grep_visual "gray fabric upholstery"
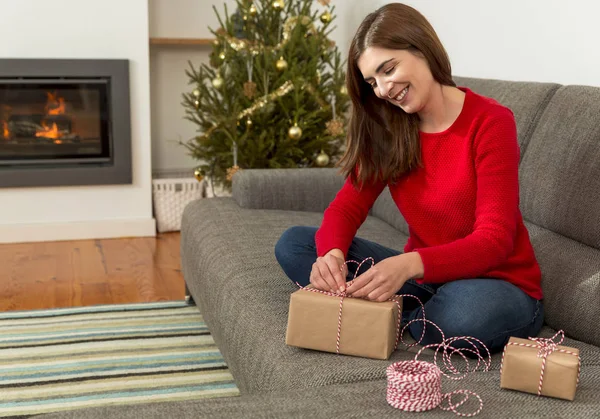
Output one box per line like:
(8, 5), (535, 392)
(179, 197), (600, 393)
(524, 221), (600, 347)
(454, 76), (559, 156)
(519, 86), (600, 250)
(33, 363), (600, 418)
(180, 197), (409, 394)
(232, 168), (345, 212)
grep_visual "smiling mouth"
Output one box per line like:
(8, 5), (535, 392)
(393, 86), (409, 103)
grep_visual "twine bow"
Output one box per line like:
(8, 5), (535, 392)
(528, 330), (565, 395)
(529, 330), (564, 359)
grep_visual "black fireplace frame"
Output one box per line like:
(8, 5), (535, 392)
(0, 59), (132, 188)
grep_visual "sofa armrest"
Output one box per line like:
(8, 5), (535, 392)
(232, 168), (345, 212)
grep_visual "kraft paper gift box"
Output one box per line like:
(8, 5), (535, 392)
(500, 336), (581, 401)
(285, 287), (402, 360)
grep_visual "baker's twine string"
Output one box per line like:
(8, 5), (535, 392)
(388, 317), (490, 416)
(500, 329), (581, 396)
(296, 257), (491, 417)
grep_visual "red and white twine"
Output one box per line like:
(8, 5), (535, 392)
(386, 317), (490, 416)
(499, 329), (581, 396)
(296, 257), (492, 416)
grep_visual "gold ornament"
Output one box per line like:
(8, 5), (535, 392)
(194, 100), (200, 108)
(320, 11), (332, 24)
(272, 0), (284, 10)
(276, 57), (288, 72)
(193, 89), (200, 97)
(249, 4), (257, 15)
(315, 150), (330, 167)
(325, 119), (344, 137)
(288, 123), (302, 140)
(212, 76), (224, 89)
(340, 85), (348, 96)
(193, 167), (205, 182)
(219, 52), (226, 60)
(243, 81), (257, 99)
(245, 117), (253, 127)
(213, 39), (220, 46)
(317, 0), (331, 5)
(226, 165), (241, 181)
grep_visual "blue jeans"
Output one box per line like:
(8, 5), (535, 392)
(275, 226), (544, 355)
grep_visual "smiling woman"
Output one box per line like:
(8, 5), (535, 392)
(275, 3), (545, 356)
(341, 3), (458, 186)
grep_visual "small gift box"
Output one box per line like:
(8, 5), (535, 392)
(500, 331), (580, 401)
(285, 286), (402, 360)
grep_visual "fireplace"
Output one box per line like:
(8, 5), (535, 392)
(0, 59), (131, 188)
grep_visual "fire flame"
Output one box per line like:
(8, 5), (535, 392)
(46, 92), (65, 115)
(36, 122), (63, 143)
(1, 121), (8, 139)
(35, 91), (67, 141)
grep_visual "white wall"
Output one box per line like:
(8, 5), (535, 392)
(148, 0), (374, 172)
(376, 0), (600, 87)
(149, 0), (237, 172)
(0, 0), (155, 243)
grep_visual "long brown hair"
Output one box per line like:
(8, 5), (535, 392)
(338, 3), (455, 188)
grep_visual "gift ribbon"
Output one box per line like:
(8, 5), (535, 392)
(500, 329), (581, 396)
(296, 257), (491, 416)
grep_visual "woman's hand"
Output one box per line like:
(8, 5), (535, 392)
(310, 250), (348, 293)
(347, 252), (424, 302)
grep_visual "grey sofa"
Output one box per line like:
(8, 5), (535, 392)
(37, 77), (600, 418)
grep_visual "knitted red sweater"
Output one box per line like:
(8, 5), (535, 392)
(315, 87), (543, 300)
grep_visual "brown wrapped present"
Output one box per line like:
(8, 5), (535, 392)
(500, 332), (581, 401)
(285, 287), (402, 360)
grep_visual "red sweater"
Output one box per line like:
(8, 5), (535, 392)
(316, 87), (543, 300)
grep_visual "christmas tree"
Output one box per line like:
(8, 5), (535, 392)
(182, 0), (350, 190)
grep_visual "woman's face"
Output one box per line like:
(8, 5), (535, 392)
(357, 46), (435, 114)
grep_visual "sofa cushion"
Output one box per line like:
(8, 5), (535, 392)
(519, 85), (600, 251)
(525, 221), (600, 347)
(454, 76), (559, 157)
(181, 197), (409, 394)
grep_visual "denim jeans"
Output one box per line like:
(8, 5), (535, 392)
(274, 226), (544, 355)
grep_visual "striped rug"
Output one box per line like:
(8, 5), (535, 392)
(0, 301), (240, 418)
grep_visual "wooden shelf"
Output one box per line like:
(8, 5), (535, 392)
(150, 38), (214, 46)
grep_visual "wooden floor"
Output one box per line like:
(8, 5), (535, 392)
(0, 233), (185, 311)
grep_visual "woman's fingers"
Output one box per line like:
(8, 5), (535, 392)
(324, 255), (347, 292)
(316, 260), (339, 292)
(309, 268), (329, 291)
(348, 270), (379, 299)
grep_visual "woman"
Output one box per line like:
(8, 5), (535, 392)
(275, 3), (544, 354)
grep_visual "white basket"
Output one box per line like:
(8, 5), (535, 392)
(152, 178), (206, 233)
